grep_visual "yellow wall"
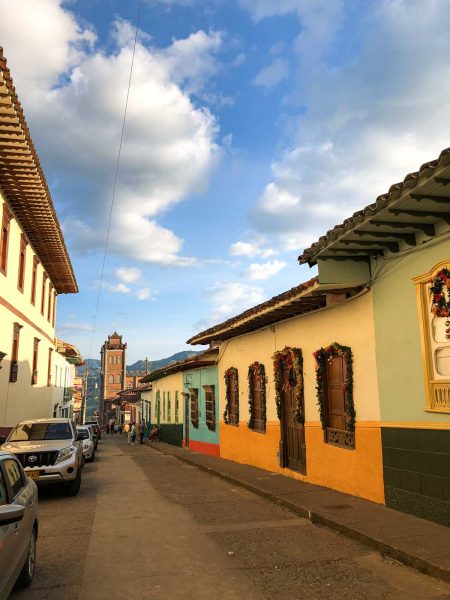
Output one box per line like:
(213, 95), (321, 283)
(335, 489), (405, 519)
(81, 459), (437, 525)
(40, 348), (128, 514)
(218, 289), (385, 504)
(150, 372), (184, 424)
(0, 192), (60, 427)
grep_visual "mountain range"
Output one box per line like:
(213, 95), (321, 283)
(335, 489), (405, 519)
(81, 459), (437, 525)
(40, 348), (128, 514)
(78, 350), (200, 375)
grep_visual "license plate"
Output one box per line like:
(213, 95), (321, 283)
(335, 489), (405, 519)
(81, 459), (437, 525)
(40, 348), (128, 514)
(27, 470), (40, 480)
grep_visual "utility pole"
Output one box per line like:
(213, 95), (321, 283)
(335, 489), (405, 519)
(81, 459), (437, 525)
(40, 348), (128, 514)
(145, 356), (149, 375)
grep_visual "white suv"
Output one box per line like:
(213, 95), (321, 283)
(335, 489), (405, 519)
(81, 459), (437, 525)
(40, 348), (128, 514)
(1, 419), (83, 497)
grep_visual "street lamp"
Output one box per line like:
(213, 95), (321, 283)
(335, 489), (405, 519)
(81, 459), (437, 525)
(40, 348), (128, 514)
(0, 351), (6, 369)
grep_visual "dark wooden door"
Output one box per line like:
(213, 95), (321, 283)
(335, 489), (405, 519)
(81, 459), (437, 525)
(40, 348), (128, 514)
(281, 363), (306, 474)
(184, 395), (190, 446)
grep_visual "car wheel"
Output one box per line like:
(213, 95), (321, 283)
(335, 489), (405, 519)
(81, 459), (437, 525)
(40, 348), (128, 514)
(89, 452), (95, 463)
(81, 456), (86, 469)
(16, 526), (37, 588)
(63, 467), (82, 497)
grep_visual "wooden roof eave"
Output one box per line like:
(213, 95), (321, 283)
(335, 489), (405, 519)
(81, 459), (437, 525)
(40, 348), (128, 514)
(301, 157), (450, 266)
(0, 47), (77, 294)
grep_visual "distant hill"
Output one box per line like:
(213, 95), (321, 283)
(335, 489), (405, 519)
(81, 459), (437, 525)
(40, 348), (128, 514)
(127, 351), (200, 374)
(77, 351), (201, 377)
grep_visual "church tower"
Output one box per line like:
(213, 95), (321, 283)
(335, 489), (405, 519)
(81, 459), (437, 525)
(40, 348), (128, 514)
(100, 332), (127, 422)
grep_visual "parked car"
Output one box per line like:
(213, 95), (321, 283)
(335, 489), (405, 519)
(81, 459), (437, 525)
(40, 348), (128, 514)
(85, 425), (98, 450)
(85, 421), (101, 440)
(0, 418), (84, 497)
(76, 426), (95, 462)
(0, 450), (39, 597)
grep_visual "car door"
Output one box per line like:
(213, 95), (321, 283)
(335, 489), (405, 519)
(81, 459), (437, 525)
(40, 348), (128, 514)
(0, 458), (21, 593)
(3, 458), (33, 569)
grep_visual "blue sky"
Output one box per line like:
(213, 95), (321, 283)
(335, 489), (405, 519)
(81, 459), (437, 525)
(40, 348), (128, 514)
(1, 0), (450, 362)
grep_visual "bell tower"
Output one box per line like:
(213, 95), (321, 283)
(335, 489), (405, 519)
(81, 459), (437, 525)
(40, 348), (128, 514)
(100, 332), (127, 422)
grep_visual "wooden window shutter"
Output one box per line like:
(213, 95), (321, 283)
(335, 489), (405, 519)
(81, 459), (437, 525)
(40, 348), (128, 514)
(9, 322), (21, 383)
(228, 369), (239, 425)
(47, 348), (53, 386)
(17, 234), (27, 292)
(324, 354), (354, 448)
(189, 388), (199, 428)
(203, 385), (216, 431)
(0, 204), (12, 275)
(252, 370), (264, 432)
(31, 338), (39, 385)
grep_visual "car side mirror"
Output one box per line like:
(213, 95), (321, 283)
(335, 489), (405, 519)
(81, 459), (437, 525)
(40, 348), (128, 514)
(0, 436), (6, 444)
(0, 504), (25, 526)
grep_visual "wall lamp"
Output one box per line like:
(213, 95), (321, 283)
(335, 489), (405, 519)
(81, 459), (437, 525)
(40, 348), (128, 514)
(0, 351), (7, 369)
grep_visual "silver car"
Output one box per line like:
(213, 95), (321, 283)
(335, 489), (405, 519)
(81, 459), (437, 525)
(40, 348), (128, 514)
(76, 426), (96, 462)
(1, 418), (83, 497)
(0, 451), (38, 597)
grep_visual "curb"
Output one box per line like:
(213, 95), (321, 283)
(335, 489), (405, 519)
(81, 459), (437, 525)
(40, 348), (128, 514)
(145, 441), (450, 584)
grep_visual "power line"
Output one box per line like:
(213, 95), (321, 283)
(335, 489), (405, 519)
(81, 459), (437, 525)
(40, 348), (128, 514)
(87, 0), (143, 362)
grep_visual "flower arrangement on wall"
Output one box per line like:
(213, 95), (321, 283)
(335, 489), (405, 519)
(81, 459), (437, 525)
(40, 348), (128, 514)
(223, 367), (239, 425)
(247, 362), (266, 431)
(429, 267), (450, 339)
(313, 343), (355, 432)
(272, 347), (304, 423)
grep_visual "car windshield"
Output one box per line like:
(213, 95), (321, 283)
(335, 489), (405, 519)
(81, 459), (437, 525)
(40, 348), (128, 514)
(77, 429), (89, 440)
(8, 422), (73, 441)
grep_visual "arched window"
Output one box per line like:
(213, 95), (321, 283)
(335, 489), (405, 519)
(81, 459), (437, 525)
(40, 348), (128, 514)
(108, 356), (112, 365)
(108, 374), (114, 384)
(117, 355), (121, 364)
(115, 374), (121, 384)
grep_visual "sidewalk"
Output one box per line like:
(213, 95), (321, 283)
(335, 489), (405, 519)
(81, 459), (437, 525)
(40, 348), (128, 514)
(146, 440), (450, 583)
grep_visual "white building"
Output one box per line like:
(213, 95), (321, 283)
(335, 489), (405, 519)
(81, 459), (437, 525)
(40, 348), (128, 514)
(0, 48), (78, 433)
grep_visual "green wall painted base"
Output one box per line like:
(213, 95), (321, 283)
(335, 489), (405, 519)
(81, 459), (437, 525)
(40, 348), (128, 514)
(382, 427), (450, 527)
(158, 424), (183, 447)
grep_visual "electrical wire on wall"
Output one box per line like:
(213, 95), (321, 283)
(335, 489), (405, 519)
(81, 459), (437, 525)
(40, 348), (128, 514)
(87, 0), (143, 361)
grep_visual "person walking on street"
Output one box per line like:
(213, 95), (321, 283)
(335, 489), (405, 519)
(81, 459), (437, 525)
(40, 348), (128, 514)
(139, 421), (144, 444)
(130, 422), (137, 445)
(124, 422), (131, 444)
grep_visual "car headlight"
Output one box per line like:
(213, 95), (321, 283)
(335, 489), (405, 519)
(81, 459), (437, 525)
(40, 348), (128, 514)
(56, 446), (76, 464)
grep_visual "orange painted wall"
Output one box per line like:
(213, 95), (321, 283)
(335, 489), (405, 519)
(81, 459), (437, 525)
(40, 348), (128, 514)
(220, 421), (385, 503)
(305, 423), (385, 503)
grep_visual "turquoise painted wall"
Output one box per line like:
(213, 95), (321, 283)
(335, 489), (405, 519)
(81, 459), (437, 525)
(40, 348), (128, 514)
(372, 236), (450, 423)
(183, 366), (219, 447)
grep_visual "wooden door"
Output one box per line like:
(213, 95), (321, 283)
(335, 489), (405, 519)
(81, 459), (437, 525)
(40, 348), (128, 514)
(280, 362), (306, 474)
(184, 395), (190, 446)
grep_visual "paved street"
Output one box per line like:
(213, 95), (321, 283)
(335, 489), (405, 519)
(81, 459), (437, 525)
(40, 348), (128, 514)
(13, 437), (450, 600)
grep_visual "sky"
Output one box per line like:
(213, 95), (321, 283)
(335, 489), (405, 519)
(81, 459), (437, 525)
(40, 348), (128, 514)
(1, 0), (450, 363)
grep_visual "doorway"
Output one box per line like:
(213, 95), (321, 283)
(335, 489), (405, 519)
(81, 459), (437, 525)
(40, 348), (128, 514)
(280, 361), (306, 474)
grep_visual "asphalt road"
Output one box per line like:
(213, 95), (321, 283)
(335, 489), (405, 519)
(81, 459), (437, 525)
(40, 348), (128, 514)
(12, 436), (450, 599)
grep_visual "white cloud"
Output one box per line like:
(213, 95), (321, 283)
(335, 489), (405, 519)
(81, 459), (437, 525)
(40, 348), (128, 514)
(0, 2), (221, 266)
(135, 288), (153, 301)
(246, 259), (286, 281)
(103, 282), (131, 294)
(207, 281), (265, 322)
(229, 240), (276, 259)
(253, 58), (289, 88)
(116, 267), (142, 283)
(249, 1), (450, 251)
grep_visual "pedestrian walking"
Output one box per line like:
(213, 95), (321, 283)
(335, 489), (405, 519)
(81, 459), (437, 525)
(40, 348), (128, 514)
(130, 422), (136, 445)
(139, 421), (144, 444)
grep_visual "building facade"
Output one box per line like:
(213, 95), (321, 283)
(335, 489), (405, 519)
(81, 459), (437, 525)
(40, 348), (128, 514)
(298, 148), (450, 525)
(140, 350), (218, 451)
(189, 149), (450, 524)
(0, 48), (78, 434)
(182, 351), (219, 457)
(100, 332), (127, 423)
(189, 283), (383, 503)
